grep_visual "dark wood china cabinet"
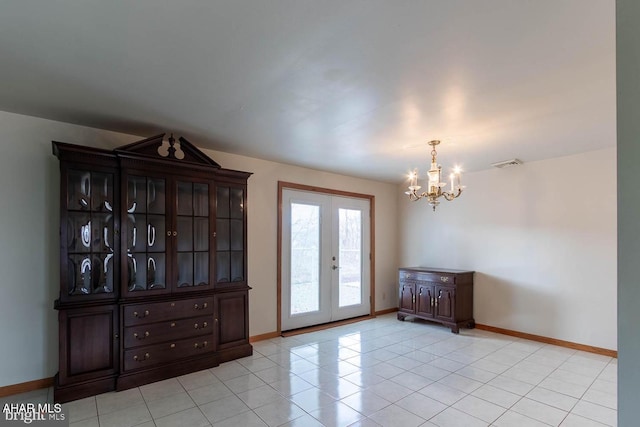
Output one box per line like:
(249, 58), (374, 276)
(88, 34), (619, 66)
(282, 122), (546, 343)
(53, 134), (252, 403)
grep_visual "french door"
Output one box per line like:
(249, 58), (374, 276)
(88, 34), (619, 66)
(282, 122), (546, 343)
(281, 188), (371, 331)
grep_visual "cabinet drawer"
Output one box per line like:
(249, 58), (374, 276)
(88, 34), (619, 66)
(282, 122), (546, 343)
(123, 297), (214, 326)
(123, 334), (214, 372)
(422, 273), (456, 284)
(401, 271), (456, 284)
(123, 315), (213, 349)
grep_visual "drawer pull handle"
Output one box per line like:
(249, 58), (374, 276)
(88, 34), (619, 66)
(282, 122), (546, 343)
(133, 310), (149, 318)
(194, 302), (209, 310)
(440, 276), (449, 283)
(170, 343), (175, 348)
(170, 322), (176, 327)
(214, 318), (218, 323)
(134, 353), (150, 362)
(194, 321), (209, 330)
(133, 331), (150, 339)
(194, 341), (209, 349)
(170, 303), (175, 307)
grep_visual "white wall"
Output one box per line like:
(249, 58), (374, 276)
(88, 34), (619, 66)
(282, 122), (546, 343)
(398, 148), (617, 350)
(0, 110), (399, 387)
(199, 149), (400, 336)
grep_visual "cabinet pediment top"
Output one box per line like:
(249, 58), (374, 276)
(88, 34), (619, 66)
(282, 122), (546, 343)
(115, 133), (221, 168)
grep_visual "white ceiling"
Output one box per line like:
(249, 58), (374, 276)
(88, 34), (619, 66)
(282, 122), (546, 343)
(0, 0), (615, 182)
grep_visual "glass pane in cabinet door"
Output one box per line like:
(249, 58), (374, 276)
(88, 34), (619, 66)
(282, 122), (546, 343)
(216, 219), (230, 251)
(194, 253), (208, 286)
(68, 254), (92, 295)
(194, 183), (209, 217)
(176, 217), (193, 252)
(67, 213), (91, 253)
(194, 218), (209, 251)
(127, 214), (147, 252)
(147, 178), (165, 214)
(92, 253), (114, 293)
(177, 253), (194, 287)
(127, 176), (146, 214)
(92, 213), (114, 253)
(127, 253), (147, 291)
(217, 252), (230, 283)
(147, 254), (166, 290)
(177, 182), (193, 216)
(230, 188), (244, 219)
(230, 219), (243, 251)
(217, 187), (230, 218)
(91, 173), (114, 213)
(146, 215), (166, 252)
(67, 170), (91, 211)
(231, 251), (244, 282)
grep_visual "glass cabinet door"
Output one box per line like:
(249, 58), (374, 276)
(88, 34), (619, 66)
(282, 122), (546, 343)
(216, 185), (245, 284)
(124, 175), (168, 293)
(65, 169), (116, 297)
(175, 180), (211, 289)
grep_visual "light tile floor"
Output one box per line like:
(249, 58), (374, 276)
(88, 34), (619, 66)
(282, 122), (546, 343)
(1, 314), (618, 426)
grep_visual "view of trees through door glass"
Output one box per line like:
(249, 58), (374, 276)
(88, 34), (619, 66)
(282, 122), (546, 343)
(338, 208), (362, 307)
(290, 203), (320, 315)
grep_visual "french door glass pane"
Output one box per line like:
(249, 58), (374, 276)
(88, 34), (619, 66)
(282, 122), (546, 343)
(290, 203), (320, 315)
(338, 208), (362, 307)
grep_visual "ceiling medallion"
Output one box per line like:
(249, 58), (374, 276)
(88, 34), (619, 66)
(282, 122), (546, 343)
(405, 140), (464, 211)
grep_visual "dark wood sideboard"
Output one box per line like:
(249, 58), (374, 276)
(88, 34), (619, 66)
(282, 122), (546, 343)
(398, 267), (475, 333)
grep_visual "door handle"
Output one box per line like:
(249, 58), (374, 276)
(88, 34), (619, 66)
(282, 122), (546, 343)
(331, 265), (341, 270)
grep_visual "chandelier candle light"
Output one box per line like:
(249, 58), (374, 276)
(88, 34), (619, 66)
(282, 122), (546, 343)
(405, 140), (464, 211)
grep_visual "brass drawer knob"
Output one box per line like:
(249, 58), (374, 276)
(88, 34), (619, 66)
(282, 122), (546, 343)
(194, 302), (208, 310)
(170, 322), (176, 327)
(170, 343), (176, 348)
(194, 321), (208, 329)
(440, 276), (449, 283)
(134, 353), (150, 362)
(133, 331), (149, 339)
(134, 310), (149, 318)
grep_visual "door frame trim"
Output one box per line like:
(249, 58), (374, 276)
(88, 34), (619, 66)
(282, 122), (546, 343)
(277, 181), (375, 334)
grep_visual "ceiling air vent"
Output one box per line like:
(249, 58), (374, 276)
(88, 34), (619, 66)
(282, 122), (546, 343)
(491, 158), (523, 169)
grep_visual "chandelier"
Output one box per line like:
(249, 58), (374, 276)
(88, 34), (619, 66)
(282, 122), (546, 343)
(405, 140), (464, 211)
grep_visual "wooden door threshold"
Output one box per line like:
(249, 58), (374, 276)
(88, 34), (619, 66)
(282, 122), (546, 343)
(281, 315), (372, 337)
